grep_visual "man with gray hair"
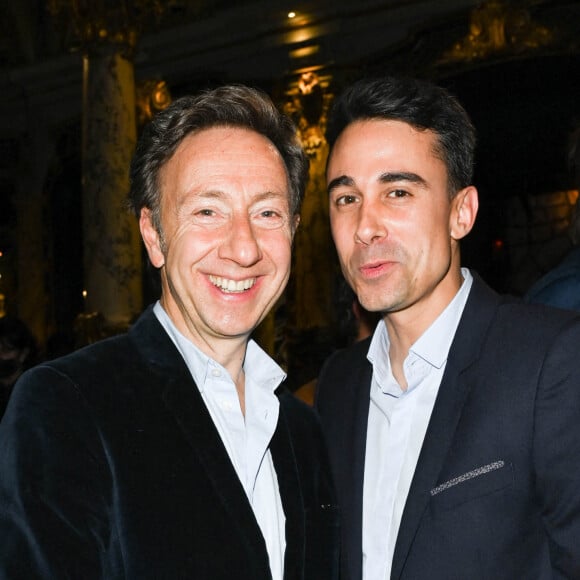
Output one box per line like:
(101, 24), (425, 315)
(0, 85), (339, 580)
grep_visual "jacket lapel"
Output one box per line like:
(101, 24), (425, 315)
(337, 340), (373, 580)
(270, 397), (305, 580)
(391, 277), (501, 579)
(130, 308), (271, 575)
(160, 377), (268, 557)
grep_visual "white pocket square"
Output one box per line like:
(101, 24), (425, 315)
(430, 460), (505, 496)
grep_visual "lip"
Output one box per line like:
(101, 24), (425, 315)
(358, 260), (396, 279)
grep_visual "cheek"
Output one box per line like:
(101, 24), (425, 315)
(266, 231), (293, 269)
(274, 238), (293, 267)
(417, 222), (453, 270)
(167, 231), (215, 270)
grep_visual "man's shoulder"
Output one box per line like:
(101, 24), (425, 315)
(496, 295), (580, 330)
(45, 329), (137, 378)
(468, 288), (580, 366)
(20, 307), (174, 402)
(315, 338), (372, 411)
(524, 248), (580, 311)
(278, 384), (321, 423)
(468, 272), (580, 334)
(320, 338), (371, 378)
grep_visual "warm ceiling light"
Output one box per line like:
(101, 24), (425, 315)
(288, 11), (296, 19)
(289, 45), (320, 59)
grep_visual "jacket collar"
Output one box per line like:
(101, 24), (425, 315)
(129, 306), (304, 579)
(391, 274), (501, 579)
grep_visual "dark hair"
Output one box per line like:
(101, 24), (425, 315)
(128, 84), (308, 231)
(326, 76), (476, 195)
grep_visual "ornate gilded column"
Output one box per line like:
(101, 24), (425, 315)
(288, 73), (335, 331)
(48, 1), (155, 336)
(281, 72), (337, 384)
(81, 39), (142, 332)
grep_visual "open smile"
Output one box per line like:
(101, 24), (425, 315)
(209, 275), (257, 293)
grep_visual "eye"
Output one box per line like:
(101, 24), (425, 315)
(335, 194), (359, 206)
(190, 207), (226, 227)
(254, 208), (286, 229)
(260, 210), (280, 218)
(196, 208), (215, 217)
(387, 189), (409, 198)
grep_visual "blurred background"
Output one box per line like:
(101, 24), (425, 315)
(0, 0), (578, 387)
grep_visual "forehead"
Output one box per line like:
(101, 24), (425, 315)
(328, 119), (442, 174)
(159, 126), (291, 203)
(171, 126), (286, 172)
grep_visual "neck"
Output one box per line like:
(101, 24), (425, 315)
(160, 297), (249, 414)
(384, 267), (465, 390)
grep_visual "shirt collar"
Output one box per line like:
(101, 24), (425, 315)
(152, 301), (286, 393)
(368, 268), (473, 373)
(411, 268), (473, 369)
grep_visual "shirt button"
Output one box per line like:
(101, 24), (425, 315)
(211, 369), (221, 377)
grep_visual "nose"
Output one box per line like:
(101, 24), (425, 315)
(218, 214), (262, 266)
(354, 199), (387, 245)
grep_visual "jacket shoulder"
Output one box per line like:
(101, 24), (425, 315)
(318, 338), (371, 385)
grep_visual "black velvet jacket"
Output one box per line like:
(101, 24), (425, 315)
(0, 307), (339, 579)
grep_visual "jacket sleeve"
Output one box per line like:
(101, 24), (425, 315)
(533, 318), (580, 578)
(0, 365), (112, 579)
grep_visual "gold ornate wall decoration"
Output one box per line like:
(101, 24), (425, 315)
(284, 72), (334, 157)
(47, 0), (158, 53)
(46, 0), (208, 54)
(136, 79), (172, 127)
(441, 0), (552, 63)
(283, 72), (336, 332)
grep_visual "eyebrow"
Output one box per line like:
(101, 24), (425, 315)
(327, 171), (427, 195)
(187, 189), (287, 201)
(379, 171), (427, 187)
(327, 175), (355, 195)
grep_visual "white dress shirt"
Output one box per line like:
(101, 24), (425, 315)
(362, 269), (473, 580)
(154, 302), (287, 580)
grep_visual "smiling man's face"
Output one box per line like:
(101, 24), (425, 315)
(140, 126), (297, 350)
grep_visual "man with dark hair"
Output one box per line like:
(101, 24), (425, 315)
(316, 75), (580, 579)
(0, 85), (338, 579)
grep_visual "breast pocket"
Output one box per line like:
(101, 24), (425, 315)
(429, 460), (514, 515)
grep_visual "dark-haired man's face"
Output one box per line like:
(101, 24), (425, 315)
(327, 119), (477, 331)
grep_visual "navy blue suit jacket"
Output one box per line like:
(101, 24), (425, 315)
(316, 275), (580, 579)
(0, 307), (339, 579)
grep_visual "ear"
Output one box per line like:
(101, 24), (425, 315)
(139, 208), (165, 268)
(450, 186), (478, 241)
(291, 213), (301, 237)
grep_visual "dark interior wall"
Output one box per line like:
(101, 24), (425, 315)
(446, 54), (580, 198)
(440, 54), (580, 290)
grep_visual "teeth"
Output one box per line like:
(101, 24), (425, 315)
(209, 276), (256, 293)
